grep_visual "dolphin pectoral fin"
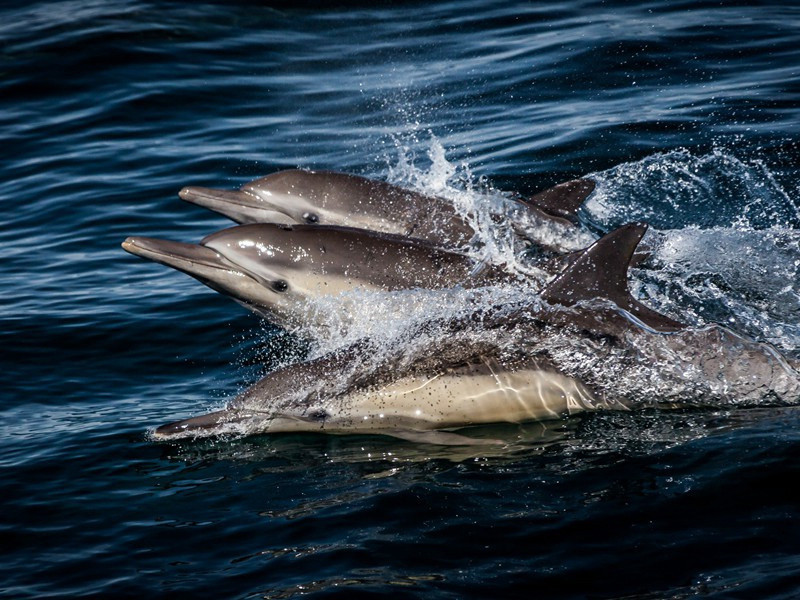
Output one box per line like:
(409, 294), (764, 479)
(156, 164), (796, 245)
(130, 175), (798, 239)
(376, 429), (504, 446)
(525, 178), (595, 221)
(542, 222), (685, 332)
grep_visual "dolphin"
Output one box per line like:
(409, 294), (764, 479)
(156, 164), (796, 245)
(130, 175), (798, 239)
(178, 169), (596, 252)
(152, 223), (800, 443)
(122, 223), (515, 329)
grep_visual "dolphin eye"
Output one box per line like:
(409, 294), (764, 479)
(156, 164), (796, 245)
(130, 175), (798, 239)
(272, 280), (289, 293)
(303, 212), (319, 224)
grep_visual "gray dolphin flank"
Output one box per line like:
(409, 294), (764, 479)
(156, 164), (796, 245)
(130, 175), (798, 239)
(179, 169), (596, 251)
(180, 169), (475, 246)
(154, 349), (613, 444)
(122, 223), (514, 329)
(153, 222), (799, 444)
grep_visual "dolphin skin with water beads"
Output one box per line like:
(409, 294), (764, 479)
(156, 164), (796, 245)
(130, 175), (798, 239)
(151, 223), (800, 443)
(122, 168), (800, 445)
(122, 223), (517, 331)
(179, 169), (596, 253)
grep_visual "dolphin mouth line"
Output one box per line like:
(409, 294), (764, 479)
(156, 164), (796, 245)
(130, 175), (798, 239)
(179, 186), (271, 210)
(122, 237), (227, 270)
(179, 186), (299, 226)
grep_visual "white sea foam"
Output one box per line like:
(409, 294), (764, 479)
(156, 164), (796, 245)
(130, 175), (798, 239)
(236, 143), (800, 419)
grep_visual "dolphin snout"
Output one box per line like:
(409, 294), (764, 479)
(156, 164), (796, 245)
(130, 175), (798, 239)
(179, 186), (295, 225)
(122, 236), (224, 269)
(153, 410), (242, 439)
(179, 186), (254, 206)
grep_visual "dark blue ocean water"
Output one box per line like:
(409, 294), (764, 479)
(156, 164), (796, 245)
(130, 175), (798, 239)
(2, 1), (800, 597)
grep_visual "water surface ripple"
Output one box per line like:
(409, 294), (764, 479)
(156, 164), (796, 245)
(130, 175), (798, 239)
(2, 1), (799, 598)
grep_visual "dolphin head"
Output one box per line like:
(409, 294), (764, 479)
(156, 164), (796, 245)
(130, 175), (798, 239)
(197, 223), (389, 301)
(123, 223), (466, 329)
(121, 236), (296, 323)
(122, 224), (374, 328)
(180, 170), (407, 233)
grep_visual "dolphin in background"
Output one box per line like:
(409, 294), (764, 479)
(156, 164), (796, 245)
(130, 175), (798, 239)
(122, 223), (516, 330)
(152, 222), (799, 444)
(179, 169), (596, 252)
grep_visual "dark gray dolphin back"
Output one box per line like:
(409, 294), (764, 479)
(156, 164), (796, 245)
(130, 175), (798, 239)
(542, 222), (685, 332)
(254, 170), (476, 246)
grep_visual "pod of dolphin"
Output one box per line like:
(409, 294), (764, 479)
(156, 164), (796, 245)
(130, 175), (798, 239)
(123, 169), (800, 445)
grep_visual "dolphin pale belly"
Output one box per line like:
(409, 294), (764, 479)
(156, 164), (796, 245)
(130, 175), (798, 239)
(152, 222), (800, 443)
(153, 353), (623, 443)
(179, 169), (596, 252)
(122, 223), (514, 329)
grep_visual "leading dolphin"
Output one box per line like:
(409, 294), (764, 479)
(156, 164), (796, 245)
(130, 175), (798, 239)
(122, 223), (516, 330)
(179, 169), (596, 252)
(152, 223), (800, 443)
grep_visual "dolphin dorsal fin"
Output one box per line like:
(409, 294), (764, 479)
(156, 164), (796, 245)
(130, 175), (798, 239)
(542, 222), (684, 332)
(526, 179), (595, 221)
(543, 222), (646, 304)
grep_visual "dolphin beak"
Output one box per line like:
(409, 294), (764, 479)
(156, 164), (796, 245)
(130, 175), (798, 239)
(122, 236), (288, 324)
(179, 186), (296, 225)
(153, 410), (244, 439)
(122, 236), (232, 273)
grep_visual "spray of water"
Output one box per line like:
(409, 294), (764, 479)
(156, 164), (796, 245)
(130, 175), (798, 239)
(219, 141), (800, 440)
(584, 147), (799, 356)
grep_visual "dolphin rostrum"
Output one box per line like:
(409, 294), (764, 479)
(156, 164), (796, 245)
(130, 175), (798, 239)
(179, 169), (596, 252)
(151, 223), (800, 443)
(122, 223), (515, 329)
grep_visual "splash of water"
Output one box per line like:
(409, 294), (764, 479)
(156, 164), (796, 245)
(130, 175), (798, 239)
(578, 147), (800, 356)
(635, 226), (800, 354)
(387, 135), (555, 273)
(230, 143), (800, 430)
(585, 147), (800, 230)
